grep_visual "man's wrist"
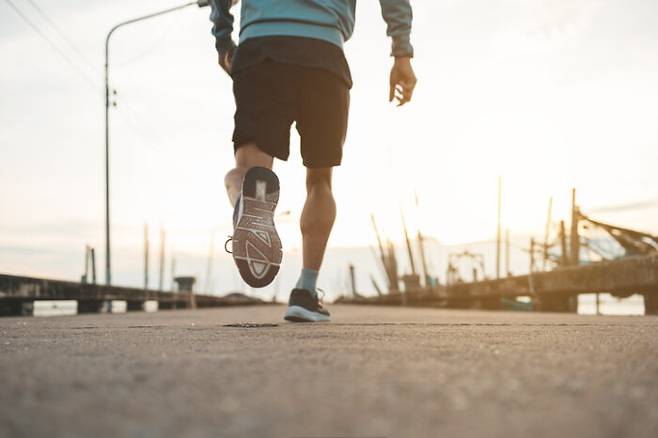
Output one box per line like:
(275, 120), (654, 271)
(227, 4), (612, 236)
(216, 39), (236, 57)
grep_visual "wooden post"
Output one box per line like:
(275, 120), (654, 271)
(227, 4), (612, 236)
(543, 197), (553, 270)
(496, 177), (502, 279)
(401, 212), (417, 276)
(170, 255), (176, 290)
(170, 255), (177, 309)
(82, 245), (90, 284)
(143, 223), (149, 291)
(528, 238), (537, 301)
(559, 220), (568, 266)
(570, 188), (580, 265)
(417, 230), (430, 287)
(371, 214), (391, 290)
(158, 227), (165, 292)
(204, 232), (215, 293)
(370, 275), (383, 296)
(387, 241), (399, 292)
(505, 228), (511, 277)
(90, 248), (97, 285)
(348, 264), (357, 297)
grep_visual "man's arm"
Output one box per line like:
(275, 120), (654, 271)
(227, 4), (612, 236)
(379, 0), (413, 58)
(209, 0), (236, 74)
(379, 0), (417, 106)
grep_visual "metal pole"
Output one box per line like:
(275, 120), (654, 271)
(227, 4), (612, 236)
(104, 38), (111, 285)
(103, 1), (209, 286)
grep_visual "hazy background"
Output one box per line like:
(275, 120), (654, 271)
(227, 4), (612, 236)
(1, 0), (657, 308)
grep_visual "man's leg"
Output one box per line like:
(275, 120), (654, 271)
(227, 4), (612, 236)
(284, 167), (334, 322)
(299, 167), (335, 277)
(226, 143), (282, 288)
(224, 143), (274, 207)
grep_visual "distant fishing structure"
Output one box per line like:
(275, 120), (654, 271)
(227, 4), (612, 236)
(340, 183), (658, 316)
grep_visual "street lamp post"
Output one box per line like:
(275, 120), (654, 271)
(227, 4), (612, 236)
(104, 1), (210, 285)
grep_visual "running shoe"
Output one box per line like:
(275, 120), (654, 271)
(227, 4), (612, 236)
(230, 167), (282, 288)
(284, 288), (331, 322)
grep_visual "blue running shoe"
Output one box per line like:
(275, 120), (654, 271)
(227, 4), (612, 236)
(284, 289), (330, 322)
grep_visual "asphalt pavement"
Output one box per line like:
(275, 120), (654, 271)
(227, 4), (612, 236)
(1, 304), (657, 438)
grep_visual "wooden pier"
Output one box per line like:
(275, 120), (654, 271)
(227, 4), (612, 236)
(337, 254), (658, 315)
(0, 273), (266, 316)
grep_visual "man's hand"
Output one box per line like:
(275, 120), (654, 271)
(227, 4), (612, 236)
(389, 57), (417, 106)
(218, 46), (235, 75)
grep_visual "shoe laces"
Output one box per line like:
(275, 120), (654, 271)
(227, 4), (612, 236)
(315, 288), (326, 306)
(224, 235), (233, 254)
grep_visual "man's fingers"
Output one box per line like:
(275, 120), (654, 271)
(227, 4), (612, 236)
(392, 84), (413, 106)
(390, 76), (416, 106)
(400, 80), (416, 105)
(394, 90), (410, 106)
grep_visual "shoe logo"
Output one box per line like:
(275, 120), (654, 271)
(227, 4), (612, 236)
(253, 230), (271, 246)
(244, 239), (278, 279)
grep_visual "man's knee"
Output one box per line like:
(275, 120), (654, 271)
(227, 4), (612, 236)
(306, 168), (333, 192)
(235, 143), (274, 169)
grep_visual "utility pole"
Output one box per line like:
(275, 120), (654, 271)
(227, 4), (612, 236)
(496, 176), (502, 280)
(103, 0), (211, 286)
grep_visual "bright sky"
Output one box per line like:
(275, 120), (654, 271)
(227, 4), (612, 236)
(1, 0), (657, 299)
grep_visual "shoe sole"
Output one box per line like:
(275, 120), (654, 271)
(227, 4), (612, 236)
(284, 305), (331, 323)
(232, 167), (282, 288)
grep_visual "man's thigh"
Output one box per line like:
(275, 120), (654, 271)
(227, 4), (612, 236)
(296, 69), (350, 169)
(232, 61), (296, 161)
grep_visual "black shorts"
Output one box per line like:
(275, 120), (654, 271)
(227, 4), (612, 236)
(232, 60), (350, 168)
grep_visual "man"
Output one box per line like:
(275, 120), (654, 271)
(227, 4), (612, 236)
(210, 0), (416, 322)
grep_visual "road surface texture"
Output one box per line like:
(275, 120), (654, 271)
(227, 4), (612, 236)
(1, 304), (657, 438)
